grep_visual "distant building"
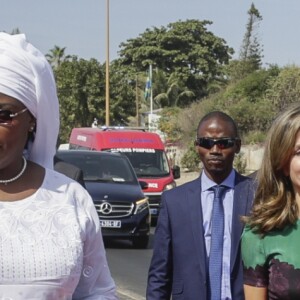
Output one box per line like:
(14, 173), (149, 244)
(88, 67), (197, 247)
(141, 109), (166, 142)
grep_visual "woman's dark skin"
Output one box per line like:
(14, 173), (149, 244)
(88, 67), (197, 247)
(0, 93), (44, 200)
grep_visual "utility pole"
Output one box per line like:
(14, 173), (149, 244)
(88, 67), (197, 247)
(105, 0), (110, 126)
(136, 74), (140, 126)
(148, 64), (153, 130)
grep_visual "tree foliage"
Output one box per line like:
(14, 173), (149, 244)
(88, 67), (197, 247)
(224, 66), (280, 103)
(10, 28), (21, 35)
(0, 28), (21, 35)
(265, 65), (300, 112)
(180, 141), (201, 171)
(226, 4), (263, 82)
(154, 71), (195, 107)
(239, 3), (263, 71)
(54, 57), (139, 141)
(43, 4), (300, 156)
(215, 67), (280, 137)
(158, 107), (182, 143)
(161, 64), (280, 147)
(46, 45), (71, 69)
(54, 56), (105, 142)
(108, 60), (139, 125)
(119, 19), (234, 105)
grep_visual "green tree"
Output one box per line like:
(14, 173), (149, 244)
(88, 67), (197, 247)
(226, 3), (263, 82)
(54, 56), (105, 141)
(239, 3), (263, 73)
(54, 57), (139, 141)
(265, 65), (300, 112)
(158, 107), (182, 143)
(180, 141), (201, 171)
(46, 45), (71, 69)
(108, 60), (139, 125)
(1, 28), (21, 35)
(10, 28), (21, 35)
(215, 67), (280, 137)
(119, 19), (233, 104)
(154, 71), (195, 107)
(223, 67), (280, 104)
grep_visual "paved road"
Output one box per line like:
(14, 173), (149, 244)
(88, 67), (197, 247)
(105, 231), (155, 300)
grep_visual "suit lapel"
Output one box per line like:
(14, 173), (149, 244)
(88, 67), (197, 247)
(187, 177), (208, 279)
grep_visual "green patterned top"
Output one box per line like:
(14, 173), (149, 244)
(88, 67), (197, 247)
(241, 220), (300, 299)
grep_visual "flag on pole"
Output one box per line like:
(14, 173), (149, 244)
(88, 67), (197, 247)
(144, 65), (152, 100)
(144, 76), (151, 100)
(144, 64), (153, 129)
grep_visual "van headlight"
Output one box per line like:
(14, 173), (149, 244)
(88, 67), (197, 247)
(163, 181), (176, 191)
(134, 198), (149, 214)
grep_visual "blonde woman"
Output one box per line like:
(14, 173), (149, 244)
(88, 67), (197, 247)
(242, 103), (300, 299)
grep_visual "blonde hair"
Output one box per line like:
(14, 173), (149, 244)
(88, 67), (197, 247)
(244, 103), (300, 234)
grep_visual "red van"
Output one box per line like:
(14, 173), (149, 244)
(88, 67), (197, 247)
(69, 127), (180, 222)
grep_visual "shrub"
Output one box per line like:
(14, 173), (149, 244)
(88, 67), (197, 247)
(234, 152), (247, 174)
(180, 142), (201, 171)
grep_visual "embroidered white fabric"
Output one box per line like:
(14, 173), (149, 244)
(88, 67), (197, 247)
(0, 169), (118, 300)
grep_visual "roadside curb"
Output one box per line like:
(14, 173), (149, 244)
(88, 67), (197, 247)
(117, 289), (145, 300)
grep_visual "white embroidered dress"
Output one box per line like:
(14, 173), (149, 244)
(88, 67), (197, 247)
(0, 169), (117, 300)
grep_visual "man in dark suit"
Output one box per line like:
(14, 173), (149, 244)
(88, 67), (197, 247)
(54, 154), (85, 188)
(147, 111), (254, 300)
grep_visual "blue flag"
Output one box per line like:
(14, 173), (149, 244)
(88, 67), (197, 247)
(144, 64), (153, 101)
(144, 75), (151, 100)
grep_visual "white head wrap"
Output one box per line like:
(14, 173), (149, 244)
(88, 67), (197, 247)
(0, 33), (59, 169)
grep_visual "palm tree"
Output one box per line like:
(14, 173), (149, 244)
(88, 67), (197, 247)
(11, 28), (21, 35)
(46, 45), (71, 69)
(154, 71), (194, 107)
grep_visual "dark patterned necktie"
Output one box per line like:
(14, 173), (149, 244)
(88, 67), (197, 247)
(209, 185), (227, 300)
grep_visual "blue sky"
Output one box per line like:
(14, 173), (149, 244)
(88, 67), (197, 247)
(1, 0), (299, 67)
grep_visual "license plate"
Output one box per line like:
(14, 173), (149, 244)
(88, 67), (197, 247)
(150, 208), (158, 215)
(100, 220), (121, 228)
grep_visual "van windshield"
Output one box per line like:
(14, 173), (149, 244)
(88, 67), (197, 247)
(108, 149), (171, 178)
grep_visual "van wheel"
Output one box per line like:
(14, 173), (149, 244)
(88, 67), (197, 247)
(132, 236), (149, 249)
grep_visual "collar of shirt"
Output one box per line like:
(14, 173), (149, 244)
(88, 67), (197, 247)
(201, 169), (235, 192)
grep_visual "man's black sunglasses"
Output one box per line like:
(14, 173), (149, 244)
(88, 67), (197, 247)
(195, 137), (240, 149)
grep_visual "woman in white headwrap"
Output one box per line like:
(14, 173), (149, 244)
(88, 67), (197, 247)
(0, 32), (118, 299)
